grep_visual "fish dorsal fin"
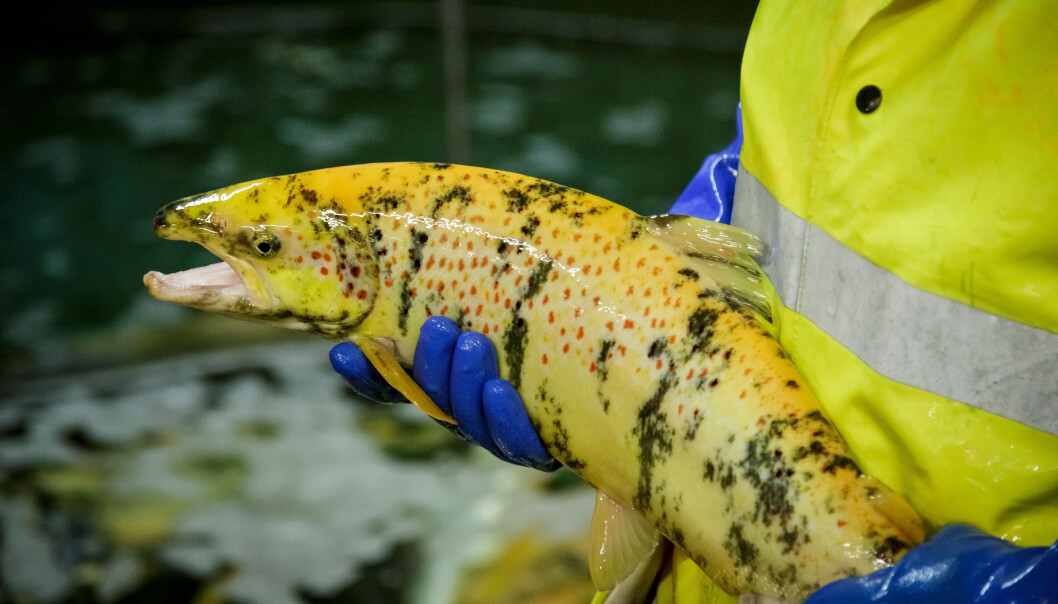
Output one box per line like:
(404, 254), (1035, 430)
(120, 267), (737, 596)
(589, 490), (662, 591)
(647, 214), (772, 321)
(352, 336), (455, 424)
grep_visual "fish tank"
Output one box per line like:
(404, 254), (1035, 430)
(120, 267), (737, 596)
(1, 2), (755, 602)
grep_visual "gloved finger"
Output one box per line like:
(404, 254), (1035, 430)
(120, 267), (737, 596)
(412, 316), (462, 417)
(330, 342), (406, 403)
(482, 378), (559, 471)
(449, 332), (504, 458)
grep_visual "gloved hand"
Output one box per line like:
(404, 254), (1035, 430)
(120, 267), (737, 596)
(669, 104), (742, 224)
(330, 317), (559, 470)
(805, 524), (1058, 603)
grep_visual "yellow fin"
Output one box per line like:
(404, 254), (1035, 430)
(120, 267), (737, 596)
(647, 215), (772, 321)
(352, 336), (455, 424)
(589, 490), (662, 592)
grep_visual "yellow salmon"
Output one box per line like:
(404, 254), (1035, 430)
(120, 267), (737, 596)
(144, 163), (923, 600)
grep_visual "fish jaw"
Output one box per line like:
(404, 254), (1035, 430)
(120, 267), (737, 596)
(143, 258), (272, 316)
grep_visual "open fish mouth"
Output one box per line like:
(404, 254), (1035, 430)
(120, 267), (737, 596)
(143, 256), (271, 313)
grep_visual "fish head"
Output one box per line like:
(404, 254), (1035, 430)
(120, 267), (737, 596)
(144, 175), (378, 338)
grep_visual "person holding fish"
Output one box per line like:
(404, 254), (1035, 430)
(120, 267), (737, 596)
(330, 1), (1058, 602)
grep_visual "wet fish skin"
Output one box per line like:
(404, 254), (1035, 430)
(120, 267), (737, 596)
(145, 163), (924, 600)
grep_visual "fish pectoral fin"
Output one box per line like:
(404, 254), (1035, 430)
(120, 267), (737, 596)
(352, 336), (455, 424)
(647, 214), (772, 321)
(589, 490), (662, 592)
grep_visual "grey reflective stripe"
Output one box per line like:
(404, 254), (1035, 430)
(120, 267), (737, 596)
(732, 166), (1058, 434)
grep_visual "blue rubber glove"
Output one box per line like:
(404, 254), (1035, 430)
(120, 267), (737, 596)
(806, 525), (1058, 603)
(669, 104), (742, 224)
(330, 317), (558, 470)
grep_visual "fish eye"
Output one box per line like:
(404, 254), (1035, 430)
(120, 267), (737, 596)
(252, 232), (280, 258)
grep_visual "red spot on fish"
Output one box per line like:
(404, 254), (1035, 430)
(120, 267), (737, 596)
(644, 307), (651, 317)
(645, 288), (652, 296)
(589, 362), (596, 373)
(624, 320), (634, 329)
(542, 353), (548, 365)
(583, 264), (591, 274)
(613, 258), (620, 271)
(410, 288), (418, 298)
(837, 520), (847, 527)
(440, 305), (448, 315)
(593, 234), (601, 243)
(298, 235), (303, 241)
(563, 343), (569, 353)
(543, 294), (549, 304)
(626, 286), (634, 295)
(576, 327), (584, 339)
(426, 279), (434, 290)
(573, 233), (582, 242)
(656, 359), (663, 370)
(320, 267), (329, 275)
(669, 335), (676, 345)
(440, 233), (448, 243)
(548, 311), (555, 323)
(311, 251), (322, 260)
(515, 275), (523, 286)
(296, 256), (303, 263)
(606, 322), (614, 331)
(458, 259), (465, 271)
(338, 273), (344, 281)
(575, 308), (583, 317)
(740, 391), (747, 399)
(563, 288), (571, 300)
(603, 242), (612, 253)
(678, 404), (683, 414)
(357, 290), (367, 300)
(744, 368), (753, 376)
(504, 298), (511, 309)
(686, 369), (695, 380)
(483, 324), (490, 334)
(567, 256), (575, 265)
(593, 296), (601, 306)
(475, 305), (483, 316)
(384, 279), (393, 287)
(637, 258), (646, 268)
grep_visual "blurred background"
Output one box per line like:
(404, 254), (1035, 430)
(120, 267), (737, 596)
(1, 1), (755, 602)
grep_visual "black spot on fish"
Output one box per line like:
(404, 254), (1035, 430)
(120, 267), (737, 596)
(497, 240), (509, 255)
(432, 185), (473, 217)
(397, 281), (413, 336)
(527, 181), (571, 197)
(633, 372), (677, 509)
(549, 417), (585, 470)
(520, 215), (541, 238)
(502, 314), (528, 390)
(522, 260), (552, 300)
(822, 454), (861, 476)
(376, 193), (405, 212)
(686, 305), (719, 354)
(504, 188), (531, 213)
(741, 433), (794, 527)
(647, 338), (668, 359)
(724, 523), (758, 568)
(678, 268), (700, 281)
(786, 380), (800, 389)
(301, 187), (319, 206)
(596, 339), (615, 382)
(431, 163), (452, 170)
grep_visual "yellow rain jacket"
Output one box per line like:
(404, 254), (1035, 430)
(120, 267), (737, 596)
(657, 1), (1058, 602)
